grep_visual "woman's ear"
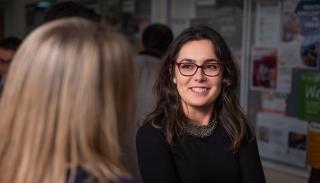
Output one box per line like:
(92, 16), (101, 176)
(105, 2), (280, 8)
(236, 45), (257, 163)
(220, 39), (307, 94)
(169, 64), (176, 84)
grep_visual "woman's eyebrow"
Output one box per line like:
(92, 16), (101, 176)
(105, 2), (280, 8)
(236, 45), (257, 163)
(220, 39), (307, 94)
(177, 58), (219, 63)
(204, 58), (220, 63)
(177, 58), (195, 63)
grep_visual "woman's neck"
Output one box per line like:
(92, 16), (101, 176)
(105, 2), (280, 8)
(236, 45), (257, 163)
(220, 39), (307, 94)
(182, 103), (214, 126)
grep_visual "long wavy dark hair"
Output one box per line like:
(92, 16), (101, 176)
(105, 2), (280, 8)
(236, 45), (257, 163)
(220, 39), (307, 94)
(144, 25), (253, 152)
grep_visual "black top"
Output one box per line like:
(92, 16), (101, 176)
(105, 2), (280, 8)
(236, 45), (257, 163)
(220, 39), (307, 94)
(136, 121), (266, 183)
(72, 167), (138, 183)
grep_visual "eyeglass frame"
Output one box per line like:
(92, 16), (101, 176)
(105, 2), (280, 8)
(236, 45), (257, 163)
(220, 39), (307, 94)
(175, 60), (223, 77)
(0, 58), (12, 64)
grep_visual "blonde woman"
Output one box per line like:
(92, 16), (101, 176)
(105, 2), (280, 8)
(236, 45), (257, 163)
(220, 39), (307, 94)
(0, 18), (136, 183)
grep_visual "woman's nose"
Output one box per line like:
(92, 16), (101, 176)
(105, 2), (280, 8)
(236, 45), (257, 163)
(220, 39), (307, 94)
(194, 67), (207, 81)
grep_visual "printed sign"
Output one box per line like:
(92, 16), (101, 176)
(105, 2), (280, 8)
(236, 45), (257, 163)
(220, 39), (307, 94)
(298, 72), (320, 122)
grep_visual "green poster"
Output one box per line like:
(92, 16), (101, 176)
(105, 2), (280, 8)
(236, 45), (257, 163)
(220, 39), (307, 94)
(298, 72), (320, 122)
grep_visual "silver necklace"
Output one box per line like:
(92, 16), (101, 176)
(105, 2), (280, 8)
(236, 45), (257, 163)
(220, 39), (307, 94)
(183, 119), (218, 138)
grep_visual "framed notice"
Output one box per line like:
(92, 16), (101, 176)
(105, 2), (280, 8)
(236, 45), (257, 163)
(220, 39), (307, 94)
(256, 112), (308, 167)
(251, 47), (278, 91)
(298, 72), (320, 122)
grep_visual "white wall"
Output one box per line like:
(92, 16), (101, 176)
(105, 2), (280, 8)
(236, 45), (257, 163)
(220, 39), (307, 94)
(151, 0), (167, 23)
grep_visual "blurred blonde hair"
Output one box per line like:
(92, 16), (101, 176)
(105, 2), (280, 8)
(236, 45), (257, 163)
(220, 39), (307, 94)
(0, 18), (134, 183)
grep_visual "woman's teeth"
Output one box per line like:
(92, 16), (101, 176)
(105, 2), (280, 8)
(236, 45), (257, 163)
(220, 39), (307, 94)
(191, 87), (208, 93)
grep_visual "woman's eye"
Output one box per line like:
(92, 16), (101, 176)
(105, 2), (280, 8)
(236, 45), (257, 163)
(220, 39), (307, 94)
(181, 64), (195, 69)
(206, 64), (219, 70)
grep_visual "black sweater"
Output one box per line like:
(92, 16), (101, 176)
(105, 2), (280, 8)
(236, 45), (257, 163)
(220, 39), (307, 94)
(71, 167), (137, 183)
(136, 121), (266, 183)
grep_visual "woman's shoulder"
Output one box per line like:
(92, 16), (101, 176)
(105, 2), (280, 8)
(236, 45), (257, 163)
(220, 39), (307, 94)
(73, 167), (138, 183)
(137, 121), (163, 137)
(72, 167), (96, 183)
(137, 115), (166, 134)
(136, 120), (168, 144)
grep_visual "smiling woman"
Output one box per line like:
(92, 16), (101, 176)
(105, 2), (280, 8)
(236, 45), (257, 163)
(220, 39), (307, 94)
(174, 39), (222, 125)
(136, 25), (266, 183)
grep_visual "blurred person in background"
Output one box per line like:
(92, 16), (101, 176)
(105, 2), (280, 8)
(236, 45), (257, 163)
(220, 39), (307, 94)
(135, 23), (173, 126)
(136, 25), (265, 183)
(42, 1), (101, 23)
(138, 23), (173, 59)
(0, 18), (136, 183)
(123, 23), (173, 181)
(0, 37), (22, 94)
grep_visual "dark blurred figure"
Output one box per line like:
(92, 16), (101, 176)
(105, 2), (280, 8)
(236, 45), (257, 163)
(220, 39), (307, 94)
(0, 37), (22, 94)
(42, 1), (100, 23)
(135, 23), (173, 120)
(140, 23), (173, 58)
(123, 23), (173, 181)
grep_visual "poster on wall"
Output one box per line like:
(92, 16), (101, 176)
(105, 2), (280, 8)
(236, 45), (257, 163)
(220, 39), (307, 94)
(254, 1), (281, 46)
(260, 92), (287, 115)
(251, 47), (278, 91)
(298, 72), (320, 122)
(277, 44), (301, 94)
(256, 112), (308, 167)
(282, 0), (302, 43)
(281, 0), (320, 69)
(277, 0), (320, 93)
(280, 0), (320, 69)
(295, 0), (320, 69)
(308, 123), (320, 168)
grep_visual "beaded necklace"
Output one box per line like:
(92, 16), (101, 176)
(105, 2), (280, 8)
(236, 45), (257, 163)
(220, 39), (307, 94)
(183, 119), (218, 138)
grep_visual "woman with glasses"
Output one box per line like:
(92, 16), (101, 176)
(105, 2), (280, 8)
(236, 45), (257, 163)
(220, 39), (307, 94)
(136, 25), (265, 183)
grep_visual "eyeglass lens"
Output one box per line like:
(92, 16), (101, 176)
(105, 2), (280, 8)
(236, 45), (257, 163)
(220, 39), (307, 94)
(177, 62), (221, 76)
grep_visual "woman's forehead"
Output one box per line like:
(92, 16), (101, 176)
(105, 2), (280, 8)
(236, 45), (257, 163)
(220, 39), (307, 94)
(176, 40), (217, 63)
